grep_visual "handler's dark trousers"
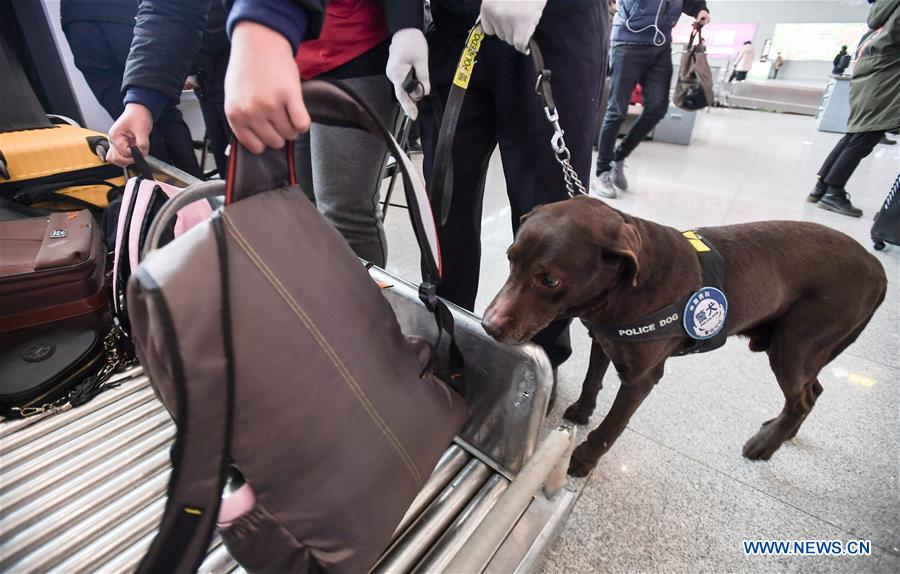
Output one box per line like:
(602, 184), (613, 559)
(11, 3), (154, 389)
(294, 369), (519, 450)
(63, 20), (202, 178)
(817, 131), (884, 188)
(420, 3), (606, 367)
(596, 43), (672, 174)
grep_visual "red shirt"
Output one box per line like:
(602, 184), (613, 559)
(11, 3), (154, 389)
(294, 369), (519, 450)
(296, 0), (389, 80)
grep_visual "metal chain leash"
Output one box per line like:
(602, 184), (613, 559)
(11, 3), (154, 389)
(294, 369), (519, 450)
(543, 106), (588, 197)
(11, 328), (135, 418)
(529, 41), (588, 199)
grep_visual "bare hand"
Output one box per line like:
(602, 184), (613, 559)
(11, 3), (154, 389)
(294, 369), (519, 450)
(695, 10), (711, 26)
(225, 21), (311, 154)
(106, 103), (152, 167)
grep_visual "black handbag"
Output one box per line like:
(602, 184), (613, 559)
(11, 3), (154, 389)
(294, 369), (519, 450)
(0, 328), (110, 417)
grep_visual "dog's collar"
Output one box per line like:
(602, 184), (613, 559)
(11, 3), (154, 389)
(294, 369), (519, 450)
(582, 231), (729, 356)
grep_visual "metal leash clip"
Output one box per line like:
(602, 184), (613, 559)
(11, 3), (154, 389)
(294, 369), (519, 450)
(528, 40), (588, 198)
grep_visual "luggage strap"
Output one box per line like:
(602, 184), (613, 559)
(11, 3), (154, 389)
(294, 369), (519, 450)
(136, 214), (235, 574)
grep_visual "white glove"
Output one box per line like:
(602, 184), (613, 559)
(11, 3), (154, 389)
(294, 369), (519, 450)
(480, 0), (548, 54)
(386, 28), (430, 121)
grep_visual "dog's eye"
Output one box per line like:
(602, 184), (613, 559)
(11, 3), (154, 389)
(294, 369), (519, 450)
(540, 274), (560, 289)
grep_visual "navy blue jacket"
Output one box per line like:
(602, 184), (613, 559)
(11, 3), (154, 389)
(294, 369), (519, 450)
(612, 0), (708, 46)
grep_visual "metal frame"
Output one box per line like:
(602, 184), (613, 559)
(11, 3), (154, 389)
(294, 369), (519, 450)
(0, 159), (580, 574)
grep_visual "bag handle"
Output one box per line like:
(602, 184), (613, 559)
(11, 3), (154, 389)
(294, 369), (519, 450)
(129, 146), (156, 181)
(145, 80), (442, 281)
(219, 79), (442, 282)
(687, 24), (703, 50)
(143, 180), (224, 259)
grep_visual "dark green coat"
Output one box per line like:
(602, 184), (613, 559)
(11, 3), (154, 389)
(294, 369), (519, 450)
(848, 0), (900, 133)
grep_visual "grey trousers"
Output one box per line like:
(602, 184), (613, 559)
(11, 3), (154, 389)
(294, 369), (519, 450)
(295, 75), (397, 267)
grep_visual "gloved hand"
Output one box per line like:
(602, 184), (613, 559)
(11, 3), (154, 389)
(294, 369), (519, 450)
(225, 21), (311, 154)
(106, 103), (152, 167)
(386, 28), (430, 121)
(479, 0), (548, 54)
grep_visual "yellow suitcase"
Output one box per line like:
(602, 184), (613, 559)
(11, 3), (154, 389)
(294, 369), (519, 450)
(0, 124), (125, 212)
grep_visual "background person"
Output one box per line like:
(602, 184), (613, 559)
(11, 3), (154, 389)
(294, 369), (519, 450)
(61, 0), (202, 177)
(772, 52), (784, 79)
(728, 40), (754, 82)
(832, 45), (851, 75)
(807, 0), (900, 217)
(591, 0), (710, 199)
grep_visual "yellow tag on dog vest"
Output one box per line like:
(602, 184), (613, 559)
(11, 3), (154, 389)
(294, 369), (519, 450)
(682, 230), (711, 253)
(453, 26), (485, 89)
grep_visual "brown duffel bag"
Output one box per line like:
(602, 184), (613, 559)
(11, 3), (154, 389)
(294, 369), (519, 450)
(129, 80), (468, 574)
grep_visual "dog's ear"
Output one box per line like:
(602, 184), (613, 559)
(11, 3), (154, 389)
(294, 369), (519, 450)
(613, 223), (642, 287)
(519, 205), (544, 225)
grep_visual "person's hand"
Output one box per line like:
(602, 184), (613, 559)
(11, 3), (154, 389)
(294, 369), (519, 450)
(479, 0), (548, 54)
(695, 10), (711, 26)
(386, 28), (430, 121)
(225, 21), (310, 154)
(106, 103), (152, 167)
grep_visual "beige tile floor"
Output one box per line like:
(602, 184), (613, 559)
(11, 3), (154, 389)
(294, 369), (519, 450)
(380, 107), (899, 573)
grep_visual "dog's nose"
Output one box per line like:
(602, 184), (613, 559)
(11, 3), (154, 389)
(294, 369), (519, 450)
(482, 310), (509, 340)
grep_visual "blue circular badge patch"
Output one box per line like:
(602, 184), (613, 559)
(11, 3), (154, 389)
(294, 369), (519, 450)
(683, 287), (728, 340)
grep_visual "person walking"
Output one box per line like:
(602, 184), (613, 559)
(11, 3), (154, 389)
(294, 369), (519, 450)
(808, 0), (900, 217)
(591, 0), (710, 199)
(832, 45), (851, 75)
(728, 41), (755, 82)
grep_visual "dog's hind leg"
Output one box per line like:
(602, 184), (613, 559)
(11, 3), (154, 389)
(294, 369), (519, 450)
(563, 340), (611, 425)
(742, 306), (850, 460)
(568, 361), (663, 477)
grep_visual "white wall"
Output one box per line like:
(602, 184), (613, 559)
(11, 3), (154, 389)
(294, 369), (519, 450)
(679, 0), (871, 82)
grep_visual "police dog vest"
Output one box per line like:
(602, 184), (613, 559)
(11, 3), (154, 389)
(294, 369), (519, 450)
(583, 230), (729, 356)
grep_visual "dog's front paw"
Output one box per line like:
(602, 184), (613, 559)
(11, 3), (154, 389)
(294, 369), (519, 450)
(567, 444), (599, 477)
(563, 402), (592, 426)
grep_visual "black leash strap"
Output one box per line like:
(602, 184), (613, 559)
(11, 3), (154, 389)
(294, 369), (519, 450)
(431, 23), (485, 226)
(431, 24), (587, 220)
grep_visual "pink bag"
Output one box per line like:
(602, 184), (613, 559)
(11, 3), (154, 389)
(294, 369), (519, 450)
(112, 150), (213, 332)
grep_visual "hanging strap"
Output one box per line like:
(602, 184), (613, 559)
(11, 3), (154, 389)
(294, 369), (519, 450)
(136, 213), (235, 574)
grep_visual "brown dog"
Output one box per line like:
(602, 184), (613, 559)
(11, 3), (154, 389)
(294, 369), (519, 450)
(483, 196), (887, 477)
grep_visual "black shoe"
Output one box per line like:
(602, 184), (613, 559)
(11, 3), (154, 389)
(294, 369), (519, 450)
(818, 187), (863, 217)
(807, 181), (827, 203)
(878, 135), (897, 146)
